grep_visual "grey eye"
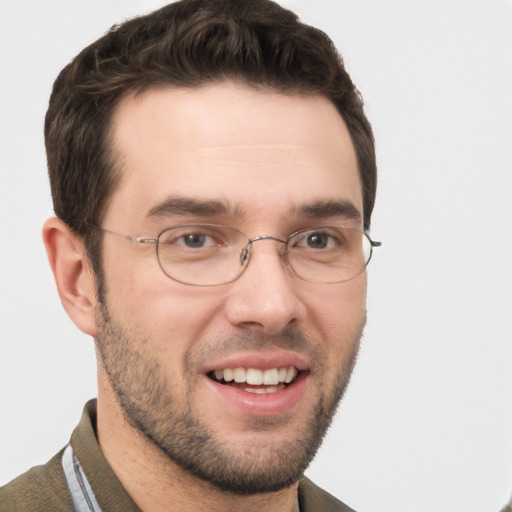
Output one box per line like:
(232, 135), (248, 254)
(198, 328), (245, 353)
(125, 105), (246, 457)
(305, 233), (329, 249)
(183, 233), (207, 248)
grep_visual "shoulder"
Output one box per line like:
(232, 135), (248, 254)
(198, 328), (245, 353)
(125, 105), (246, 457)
(500, 501), (512, 512)
(0, 449), (72, 512)
(298, 477), (358, 512)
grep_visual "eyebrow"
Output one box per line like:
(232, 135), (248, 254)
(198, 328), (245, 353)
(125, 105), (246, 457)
(146, 196), (245, 218)
(294, 199), (362, 223)
(146, 196), (361, 224)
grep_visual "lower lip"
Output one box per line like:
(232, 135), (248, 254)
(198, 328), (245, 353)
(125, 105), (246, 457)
(204, 372), (308, 417)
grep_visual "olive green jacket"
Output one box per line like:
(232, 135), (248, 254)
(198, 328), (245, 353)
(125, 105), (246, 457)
(0, 400), (357, 512)
(501, 499), (512, 512)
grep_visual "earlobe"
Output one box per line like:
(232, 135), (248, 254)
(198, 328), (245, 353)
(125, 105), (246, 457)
(42, 217), (98, 337)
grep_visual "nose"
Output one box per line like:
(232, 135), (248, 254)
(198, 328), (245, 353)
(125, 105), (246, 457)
(223, 238), (306, 335)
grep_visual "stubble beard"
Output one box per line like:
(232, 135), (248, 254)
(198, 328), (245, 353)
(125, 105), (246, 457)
(95, 301), (362, 495)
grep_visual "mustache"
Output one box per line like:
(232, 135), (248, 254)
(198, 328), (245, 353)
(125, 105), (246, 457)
(217, 326), (310, 352)
(186, 326), (318, 369)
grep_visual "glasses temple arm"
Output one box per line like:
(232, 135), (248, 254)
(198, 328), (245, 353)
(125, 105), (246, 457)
(85, 222), (157, 245)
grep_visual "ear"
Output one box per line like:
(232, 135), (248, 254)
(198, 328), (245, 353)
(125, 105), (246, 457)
(42, 217), (98, 337)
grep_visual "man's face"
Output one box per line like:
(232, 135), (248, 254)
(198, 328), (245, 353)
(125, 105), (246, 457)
(96, 82), (367, 493)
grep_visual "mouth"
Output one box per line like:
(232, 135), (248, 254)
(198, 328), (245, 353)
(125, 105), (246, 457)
(203, 356), (309, 416)
(207, 366), (301, 394)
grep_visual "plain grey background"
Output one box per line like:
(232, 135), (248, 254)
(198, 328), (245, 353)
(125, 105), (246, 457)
(1, 1), (511, 511)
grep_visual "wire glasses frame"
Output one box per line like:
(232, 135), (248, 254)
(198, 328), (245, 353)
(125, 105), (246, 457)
(88, 223), (382, 286)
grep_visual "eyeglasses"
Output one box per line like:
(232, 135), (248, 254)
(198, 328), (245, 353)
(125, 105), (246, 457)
(88, 223), (381, 286)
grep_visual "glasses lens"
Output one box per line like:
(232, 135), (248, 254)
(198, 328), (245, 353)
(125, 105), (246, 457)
(156, 225), (248, 286)
(287, 227), (372, 283)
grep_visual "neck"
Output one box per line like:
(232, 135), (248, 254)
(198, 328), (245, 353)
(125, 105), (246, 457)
(96, 386), (300, 512)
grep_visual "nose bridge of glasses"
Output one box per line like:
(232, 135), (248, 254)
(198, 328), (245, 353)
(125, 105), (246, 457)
(240, 235), (288, 265)
(248, 234), (287, 245)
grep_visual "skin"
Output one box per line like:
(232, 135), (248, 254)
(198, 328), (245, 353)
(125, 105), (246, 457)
(43, 81), (367, 512)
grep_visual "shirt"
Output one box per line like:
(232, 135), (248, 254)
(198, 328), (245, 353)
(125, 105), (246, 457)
(0, 400), (357, 512)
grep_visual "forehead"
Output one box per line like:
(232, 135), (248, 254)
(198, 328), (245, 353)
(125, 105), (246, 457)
(105, 82), (361, 229)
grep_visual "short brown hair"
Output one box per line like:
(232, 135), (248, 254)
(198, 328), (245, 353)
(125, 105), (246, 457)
(45, 0), (376, 289)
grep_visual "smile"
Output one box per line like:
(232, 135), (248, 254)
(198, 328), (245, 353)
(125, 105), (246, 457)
(208, 366), (300, 394)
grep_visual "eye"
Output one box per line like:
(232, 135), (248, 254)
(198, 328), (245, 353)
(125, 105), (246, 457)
(294, 230), (340, 250)
(159, 227), (228, 250)
(176, 231), (220, 249)
(180, 233), (211, 248)
(304, 232), (330, 249)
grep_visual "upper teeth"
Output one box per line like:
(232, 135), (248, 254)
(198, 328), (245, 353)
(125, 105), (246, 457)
(213, 366), (297, 385)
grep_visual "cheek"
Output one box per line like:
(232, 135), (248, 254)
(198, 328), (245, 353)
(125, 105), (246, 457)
(102, 252), (228, 349)
(306, 276), (367, 349)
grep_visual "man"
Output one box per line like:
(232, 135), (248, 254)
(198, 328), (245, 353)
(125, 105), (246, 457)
(0, 0), (380, 510)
